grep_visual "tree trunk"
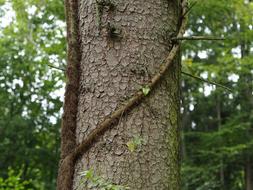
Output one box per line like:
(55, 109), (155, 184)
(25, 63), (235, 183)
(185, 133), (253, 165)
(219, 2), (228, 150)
(216, 94), (226, 190)
(240, 19), (253, 190)
(58, 0), (183, 189)
(246, 156), (253, 190)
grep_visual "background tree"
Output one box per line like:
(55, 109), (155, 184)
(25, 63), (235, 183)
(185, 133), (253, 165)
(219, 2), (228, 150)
(181, 0), (253, 190)
(0, 0), (65, 189)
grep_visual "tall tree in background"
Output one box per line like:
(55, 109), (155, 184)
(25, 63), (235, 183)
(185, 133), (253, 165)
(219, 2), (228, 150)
(57, 0), (186, 189)
(0, 0), (65, 189)
(181, 0), (253, 190)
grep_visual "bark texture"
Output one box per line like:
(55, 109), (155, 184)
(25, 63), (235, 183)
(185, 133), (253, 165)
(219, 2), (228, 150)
(57, 1), (81, 189)
(72, 0), (182, 189)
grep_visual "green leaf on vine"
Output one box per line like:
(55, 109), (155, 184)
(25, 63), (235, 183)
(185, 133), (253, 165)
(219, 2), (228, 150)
(142, 86), (150, 96)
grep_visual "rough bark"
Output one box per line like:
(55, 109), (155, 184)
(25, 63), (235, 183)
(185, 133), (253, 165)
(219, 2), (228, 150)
(57, 0), (81, 189)
(58, 0), (184, 189)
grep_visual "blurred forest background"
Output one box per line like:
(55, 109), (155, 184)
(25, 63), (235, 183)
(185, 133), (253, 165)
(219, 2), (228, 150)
(0, 0), (252, 189)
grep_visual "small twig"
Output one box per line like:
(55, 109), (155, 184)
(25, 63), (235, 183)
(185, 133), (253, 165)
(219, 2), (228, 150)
(182, 71), (232, 92)
(182, 0), (198, 18)
(172, 36), (225, 41)
(47, 64), (66, 72)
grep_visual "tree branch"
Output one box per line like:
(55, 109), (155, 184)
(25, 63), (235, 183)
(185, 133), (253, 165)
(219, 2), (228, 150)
(182, 71), (232, 92)
(182, 0), (198, 18)
(172, 36), (225, 41)
(47, 64), (66, 72)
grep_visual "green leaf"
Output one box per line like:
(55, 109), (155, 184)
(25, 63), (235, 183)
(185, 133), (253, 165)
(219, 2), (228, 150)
(127, 136), (145, 152)
(142, 86), (150, 96)
(126, 141), (136, 152)
(80, 169), (94, 180)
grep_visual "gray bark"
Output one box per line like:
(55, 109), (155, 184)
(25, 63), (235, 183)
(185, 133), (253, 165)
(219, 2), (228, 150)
(74, 0), (181, 189)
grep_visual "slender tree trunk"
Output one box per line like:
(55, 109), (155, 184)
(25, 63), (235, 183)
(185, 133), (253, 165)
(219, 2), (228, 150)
(181, 86), (190, 161)
(58, 0), (183, 189)
(216, 95), (226, 190)
(240, 19), (253, 190)
(246, 156), (253, 190)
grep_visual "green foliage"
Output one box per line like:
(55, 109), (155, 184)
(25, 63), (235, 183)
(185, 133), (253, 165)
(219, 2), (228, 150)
(0, 0), (65, 189)
(79, 169), (130, 190)
(182, 0), (253, 190)
(0, 168), (32, 190)
(142, 86), (150, 96)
